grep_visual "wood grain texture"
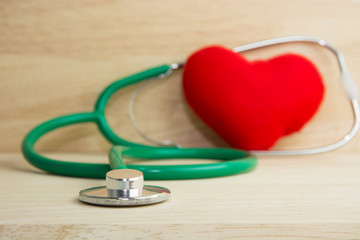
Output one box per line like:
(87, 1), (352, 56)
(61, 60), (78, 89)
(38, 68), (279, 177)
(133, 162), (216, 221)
(1, 0), (360, 239)
(1, 224), (360, 240)
(0, 152), (360, 239)
(1, 0), (360, 153)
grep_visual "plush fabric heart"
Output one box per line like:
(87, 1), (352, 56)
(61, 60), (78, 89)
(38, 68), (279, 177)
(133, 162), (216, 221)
(182, 46), (325, 150)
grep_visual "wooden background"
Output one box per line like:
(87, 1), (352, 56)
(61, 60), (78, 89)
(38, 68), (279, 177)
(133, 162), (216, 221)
(0, 0), (359, 239)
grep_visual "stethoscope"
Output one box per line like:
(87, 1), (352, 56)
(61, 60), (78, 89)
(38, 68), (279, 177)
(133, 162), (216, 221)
(22, 36), (359, 207)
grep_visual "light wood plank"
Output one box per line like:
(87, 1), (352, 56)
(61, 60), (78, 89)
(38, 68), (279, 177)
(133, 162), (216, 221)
(0, 153), (360, 239)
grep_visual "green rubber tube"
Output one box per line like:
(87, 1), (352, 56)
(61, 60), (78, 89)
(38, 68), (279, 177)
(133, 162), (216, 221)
(22, 64), (258, 180)
(95, 64), (171, 148)
(22, 112), (111, 178)
(109, 146), (257, 180)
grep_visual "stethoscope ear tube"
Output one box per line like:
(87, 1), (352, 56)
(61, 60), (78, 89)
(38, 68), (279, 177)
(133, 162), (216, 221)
(239, 36), (360, 156)
(129, 36), (360, 156)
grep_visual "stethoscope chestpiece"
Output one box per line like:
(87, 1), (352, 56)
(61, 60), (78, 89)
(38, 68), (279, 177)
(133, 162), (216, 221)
(79, 169), (171, 207)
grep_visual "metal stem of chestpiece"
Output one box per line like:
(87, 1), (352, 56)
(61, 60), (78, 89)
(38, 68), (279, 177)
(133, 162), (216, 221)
(106, 169), (144, 198)
(79, 169), (171, 207)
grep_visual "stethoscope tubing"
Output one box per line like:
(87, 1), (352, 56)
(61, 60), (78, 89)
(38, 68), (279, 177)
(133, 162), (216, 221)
(22, 65), (257, 180)
(22, 36), (359, 180)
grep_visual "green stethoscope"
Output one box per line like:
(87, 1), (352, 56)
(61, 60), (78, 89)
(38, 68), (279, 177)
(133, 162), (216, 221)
(22, 36), (359, 206)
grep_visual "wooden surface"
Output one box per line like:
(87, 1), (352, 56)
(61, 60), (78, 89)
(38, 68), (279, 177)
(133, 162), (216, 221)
(1, 0), (360, 239)
(1, 153), (360, 239)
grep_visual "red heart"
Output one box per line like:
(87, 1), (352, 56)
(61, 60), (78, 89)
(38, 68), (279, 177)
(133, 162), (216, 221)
(182, 46), (325, 150)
